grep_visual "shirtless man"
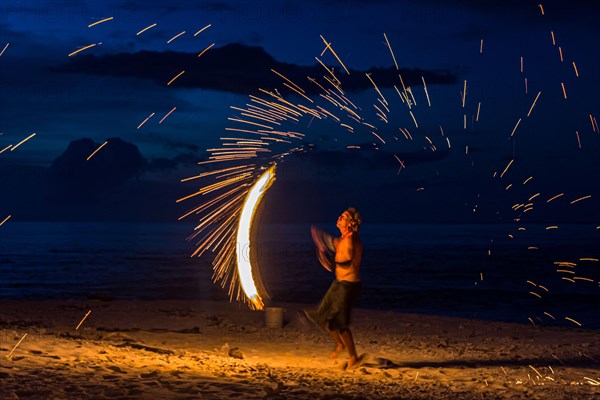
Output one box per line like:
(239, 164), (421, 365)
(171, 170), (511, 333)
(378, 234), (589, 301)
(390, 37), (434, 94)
(306, 207), (364, 369)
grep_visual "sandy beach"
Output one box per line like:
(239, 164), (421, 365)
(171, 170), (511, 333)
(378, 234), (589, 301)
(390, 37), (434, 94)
(1, 299), (599, 399)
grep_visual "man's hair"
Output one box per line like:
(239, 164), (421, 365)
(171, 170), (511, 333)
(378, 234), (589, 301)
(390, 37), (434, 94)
(345, 207), (362, 233)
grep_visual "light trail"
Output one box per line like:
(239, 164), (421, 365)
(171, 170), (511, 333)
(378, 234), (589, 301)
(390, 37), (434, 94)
(167, 31), (186, 43)
(68, 43), (98, 57)
(159, 107), (177, 124)
(570, 195), (591, 205)
(198, 43), (215, 58)
(7, 333), (27, 359)
(384, 33), (399, 70)
(87, 141), (108, 161)
(11, 133), (36, 151)
(88, 17), (113, 28)
(167, 70), (185, 86)
(0, 215), (11, 226)
(194, 24), (212, 36)
(0, 43), (9, 57)
(235, 165), (276, 310)
(75, 310), (92, 330)
(527, 91), (541, 117)
(137, 23), (157, 35)
(137, 112), (155, 129)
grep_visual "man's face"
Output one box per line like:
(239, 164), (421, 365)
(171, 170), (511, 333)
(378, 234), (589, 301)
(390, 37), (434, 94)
(336, 211), (351, 230)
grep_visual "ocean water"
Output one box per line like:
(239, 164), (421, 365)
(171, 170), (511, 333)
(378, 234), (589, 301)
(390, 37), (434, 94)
(1, 221), (599, 329)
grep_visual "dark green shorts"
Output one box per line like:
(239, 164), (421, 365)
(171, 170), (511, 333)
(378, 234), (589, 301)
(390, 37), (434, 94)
(309, 280), (362, 331)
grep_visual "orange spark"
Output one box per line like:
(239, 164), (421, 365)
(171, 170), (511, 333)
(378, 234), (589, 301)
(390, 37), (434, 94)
(510, 118), (522, 137)
(558, 47), (564, 62)
(544, 312), (555, 319)
(546, 193), (563, 203)
(137, 112), (155, 129)
(7, 333), (28, 359)
(197, 43), (215, 58)
(570, 195), (591, 205)
(0, 43), (9, 57)
(561, 82), (567, 99)
(88, 17), (113, 28)
(11, 133), (36, 151)
(580, 258), (599, 262)
(538, 4), (545, 15)
(528, 193), (541, 201)
(75, 310), (92, 330)
(476, 102), (481, 121)
(371, 131), (386, 144)
(462, 80), (467, 107)
(87, 141), (108, 161)
(520, 56), (524, 73)
(159, 107), (177, 124)
(575, 131), (581, 149)
(68, 43), (98, 57)
(422, 76), (431, 107)
(500, 159), (514, 178)
(550, 31), (556, 45)
(523, 176), (533, 184)
(1, 145), (13, 154)
(546, 226), (558, 230)
(320, 35), (350, 75)
(136, 23), (157, 35)
(572, 61), (579, 77)
(167, 70), (185, 86)
(409, 111), (418, 128)
(194, 24), (212, 36)
(384, 33), (399, 70)
(530, 291), (542, 299)
(505, 184), (512, 190)
(527, 91), (541, 117)
(167, 31), (186, 43)
(565, 317), (582, 327)
(479, 39), (483, 54)
(0, 215), (11, 226)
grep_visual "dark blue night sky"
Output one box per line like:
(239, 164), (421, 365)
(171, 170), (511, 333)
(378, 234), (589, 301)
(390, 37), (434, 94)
(1, 0), (599, 224)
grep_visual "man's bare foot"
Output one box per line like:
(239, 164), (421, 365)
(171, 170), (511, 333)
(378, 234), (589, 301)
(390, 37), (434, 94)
(346, 353), (367, 369)
(329, 345), (345, 359)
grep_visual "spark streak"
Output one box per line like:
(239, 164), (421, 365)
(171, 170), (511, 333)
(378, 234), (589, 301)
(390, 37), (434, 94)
(565, 317), (582, 327)
(159, 107), (177, 124)
(0, 43), (9, 57)
(167, 70), (185, 86)
(88, 17), (113, 28)
(547, 193), (563, 203)
(527, 91), (541, 117)
(137, 112), (155, 129)
(572, 61), (579, 77)
(561, 82), (567, 99)
(576, 131), (581, 149)
(422, 76), (431, 107)
(11, 133), (36, 151)
(197, 43), (215, 58)
(87, 141), (108, 161)
(68, 43), (98, 57)
(384, 33), (399, 70)
(0, 145), (10, 154)
(167, 31), (186, 43)
(194, 24), (212, 36)
(0, 215), (11, 226)
(570, 195), (591, 205)
(510, 118), (522, 137)
(320, 35), (350, 75)
(75, 310), (92, 330)
(500, 159), (514, 178)
(7, 333), (27, 359)
(137, 23), (157, 35)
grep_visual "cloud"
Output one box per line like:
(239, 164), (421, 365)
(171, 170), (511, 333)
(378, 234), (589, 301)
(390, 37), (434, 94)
(52, 43), (460, 95)
(49, 137), (146, 196)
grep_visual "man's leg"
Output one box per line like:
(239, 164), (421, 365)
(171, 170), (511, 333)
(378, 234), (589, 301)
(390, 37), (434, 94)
(328, 329), (345, 359)
(339, 328), (358, 366)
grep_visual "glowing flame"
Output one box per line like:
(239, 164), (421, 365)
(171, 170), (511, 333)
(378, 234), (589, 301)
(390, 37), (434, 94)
(235, 165), (276, 309)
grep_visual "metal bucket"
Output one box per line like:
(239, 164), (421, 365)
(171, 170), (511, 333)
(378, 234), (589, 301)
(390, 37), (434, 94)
(264, 307), (284, 329)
